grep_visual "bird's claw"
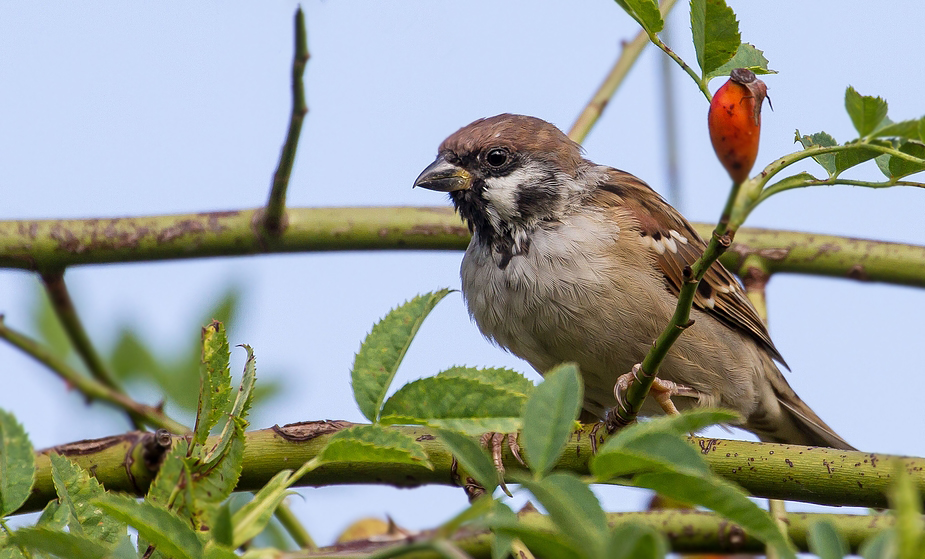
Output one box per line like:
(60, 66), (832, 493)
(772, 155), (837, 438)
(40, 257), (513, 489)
(612, 364), (697, 419)
(477, 432), (523, 498)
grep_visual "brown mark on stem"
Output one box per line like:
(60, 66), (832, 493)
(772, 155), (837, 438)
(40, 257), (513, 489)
(272, 419), (354, 441)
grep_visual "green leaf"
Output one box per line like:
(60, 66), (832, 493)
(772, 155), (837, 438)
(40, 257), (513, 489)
(191, 416), (247, 529)
(872, 116), (925, 141)
(603, 408), (739, 451)
(204, 344), (257, 468)
(808, 520), (847, 559)
(435, 429), (498, 493)
(859, 529), (897, 559)
(614, 0), (663, 33)
(834, 142), (884, 174)
(145, 440), (194, 509)
(230, 470), (294, 547)
(845, 86), (888, 137)
(436, 493), (496, 539)
(593, 432), (710, 479)
(317, 424), (431, 468)
(49, 453), (125, 544)
(36, 499), (69, 530)
(0, 409), (35, 516)
(203, 542), (239, 559)
(607, 523), (669, 559)
(519, 473), (608, 557)
(8, 528), (112, 559)
(691, 0), (741, 79)
(795, 130), (838, 176)
(704, 42), (775, 81)
(521, 363), (582, 477)
(416, 417), (523, 435)
(888, 460), (924, 559)
(436, 366), (535, 398)
(632, 471), (795, 558)
(96, 493), (203, 559)
(212, 501), (234, 548)
(887, 141), (925, 179)
(380, 376), (527, 427)
(351, 289), (451, 422)
(193, 320), (233, 446)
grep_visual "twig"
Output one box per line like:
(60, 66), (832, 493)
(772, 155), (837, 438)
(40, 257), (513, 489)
(263, 7), (310, 237)
(275, 500), (317, 551)
(0, 317), (188, 434)
(40, 270), (143, 429)
(568, 0), (677, 144)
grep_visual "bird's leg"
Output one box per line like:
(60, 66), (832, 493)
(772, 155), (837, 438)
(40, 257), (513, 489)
(613, 364), (699, 418)
(477, 432), (526, 498)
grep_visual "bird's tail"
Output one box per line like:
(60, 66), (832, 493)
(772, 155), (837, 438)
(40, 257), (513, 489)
(746, 357), (855, 451)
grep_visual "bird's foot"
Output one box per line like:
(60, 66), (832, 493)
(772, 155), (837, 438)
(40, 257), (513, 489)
(609, 364), (698, 431)
(477, 432), (525, 498)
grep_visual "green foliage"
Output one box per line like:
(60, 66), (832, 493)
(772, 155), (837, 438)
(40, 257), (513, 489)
(808, 520), (848, 559)
(351, 289), (451, 422)
(0, 410), (35, 517)
(704, 42), (775, 81)
(690, 0), (740, 79)
(520, 363), (582, 478)
(317, 424), (432, 467)
(846, 86), (889, 138)
(49, 453), (125, 543)
(194, 320), (233, 446)
(614, 0), (663, 34)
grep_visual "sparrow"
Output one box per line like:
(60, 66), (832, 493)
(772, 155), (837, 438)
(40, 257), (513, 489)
(414, 113), (853, 450)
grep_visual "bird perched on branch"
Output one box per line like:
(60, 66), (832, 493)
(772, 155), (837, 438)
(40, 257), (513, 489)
(414, 113), (852, 450)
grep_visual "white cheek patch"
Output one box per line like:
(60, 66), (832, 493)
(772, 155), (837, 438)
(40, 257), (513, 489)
(483, 166), (537, 221)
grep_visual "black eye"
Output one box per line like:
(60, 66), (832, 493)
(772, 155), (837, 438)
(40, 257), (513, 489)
(484, 148), (509, 168)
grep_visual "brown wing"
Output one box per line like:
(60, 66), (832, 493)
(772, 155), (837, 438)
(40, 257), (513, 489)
(593, 169), (787, 367)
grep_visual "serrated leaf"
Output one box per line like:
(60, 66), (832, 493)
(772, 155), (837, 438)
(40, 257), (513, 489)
(808, 520), (847, 559)
(795, 130), (838, 176)
(230, 470), (294, 547)
(615, 0), (663, 33)
(317, 424), (431, 467)
(418, 417), (523, 435)
(193, 321), (232, 446)
(435, 430), (497, 493)
(205, 345), (256, 468)
(351, 289), (451, 422)
(436, 366), (535, 398)
(96, 493), (203, 559)
(607, 523), (669, 559)
(519, 473), (608, 557)
(887, 141), (925, 179)
(9, 528), (112, 559)
(846, 86), (888, 138)
(49, 453), (125, 544)
(381, 376), (527, 424)
(522, 363), (582, 477)
(631, 471), (795, 558)
(704, 42), (775, 81)
(191, 417), (247, 530)
(212, 502), (234, 548)
(691, 0), (741, 78)
(0, 409), (35, 516)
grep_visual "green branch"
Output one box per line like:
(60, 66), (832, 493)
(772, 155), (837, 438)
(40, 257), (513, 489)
(1, 207), (923, 286)
(646, 31), (712, 101)
(14, 422), (925, 515)
(0, 317), (188, 434)
(263, 7), (310, 237)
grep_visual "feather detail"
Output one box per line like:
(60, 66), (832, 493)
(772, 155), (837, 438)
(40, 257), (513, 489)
(591, 169), (788, 367)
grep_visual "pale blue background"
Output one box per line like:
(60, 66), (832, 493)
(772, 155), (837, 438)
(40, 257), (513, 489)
(1, 1), (923, 546)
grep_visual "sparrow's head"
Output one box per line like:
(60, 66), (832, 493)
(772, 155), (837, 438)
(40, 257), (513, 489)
(414, 114), (598, 246)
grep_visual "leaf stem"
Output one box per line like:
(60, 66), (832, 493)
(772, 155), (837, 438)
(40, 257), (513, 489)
(646, 31), (711, 102)
(263, 7), (310, 237)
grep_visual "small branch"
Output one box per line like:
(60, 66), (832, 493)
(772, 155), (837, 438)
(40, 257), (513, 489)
(0, 318), (188, 435)
(758, 176), (924, 204)
(40, 270), (143, 429)
(15, 422), (925, 514)
(568, 0), (678, 144)
(275, 500), (317, 551)
(263, 7), (310, 237)
(646, 31), (711, 101)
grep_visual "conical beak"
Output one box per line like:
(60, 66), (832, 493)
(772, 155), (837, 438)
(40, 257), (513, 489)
(413, 154), (472, 192)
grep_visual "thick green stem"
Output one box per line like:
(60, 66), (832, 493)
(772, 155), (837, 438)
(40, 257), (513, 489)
(263, 7), (309, 237)
(14, 423), (925, 515)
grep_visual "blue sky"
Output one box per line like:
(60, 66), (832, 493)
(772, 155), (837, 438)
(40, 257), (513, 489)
(1, 1), (923, 546)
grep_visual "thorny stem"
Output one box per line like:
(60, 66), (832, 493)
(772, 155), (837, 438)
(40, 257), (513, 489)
(568, 0), (678, 144)
(263, 7), (310, 237)
(0, 318), (188, 434)
(40, 270), (143, 430)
